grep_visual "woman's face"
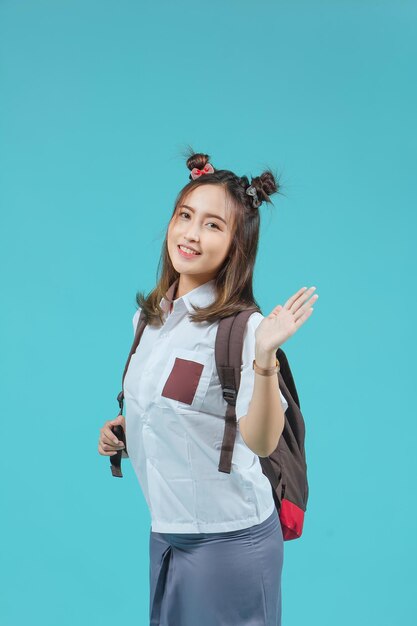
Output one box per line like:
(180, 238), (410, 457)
(167, 184), (234, 290)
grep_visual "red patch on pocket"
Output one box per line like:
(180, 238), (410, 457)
(161, 358), (204, 405)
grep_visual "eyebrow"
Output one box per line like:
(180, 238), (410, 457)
(178, 204), (227, 226)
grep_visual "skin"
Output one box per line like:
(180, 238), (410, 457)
(98, 184), (235, 457)
(243, 286), (319, 455)
(255, 286), (319, 360)
(98, 184), (319, 457)
(166, 184), (234, 299)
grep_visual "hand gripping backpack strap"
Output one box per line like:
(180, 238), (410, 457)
(215, 307), (259, 473)
(110, 309), (148, 478)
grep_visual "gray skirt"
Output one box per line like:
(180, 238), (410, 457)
(149, 509), (284, 626)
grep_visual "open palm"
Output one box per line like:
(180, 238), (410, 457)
(255, 286), (319, 353)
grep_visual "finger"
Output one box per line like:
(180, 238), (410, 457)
(269, 304), (283, 317)
(284, 286), (310, 310)
(109, 415), (124, 426)
(289, 287), (317, 314)
(101, 441), (124, 452)
(98, 443), (117, 456)
(293, 292), (318, 319)
(98, 444), (119, 456)
(101, 427), (120, 445)
(102, 431), (125, 447)
(294, 306), (314, 329)
(102, 422), (123, 444)
(101, 422), (125, 443)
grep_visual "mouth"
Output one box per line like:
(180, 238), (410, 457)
(177, 244), (201, 259)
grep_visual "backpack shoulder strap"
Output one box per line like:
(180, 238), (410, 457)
(117, 308), (148, 413)
(215, 307), (258, 473)
(215, 309), (309, 540)
(110, 309), (148, 478)
(277, 347), (300, 409)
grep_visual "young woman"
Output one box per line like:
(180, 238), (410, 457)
(98, 150), (318, 625)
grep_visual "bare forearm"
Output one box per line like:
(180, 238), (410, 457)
(239, 347), (285, 457)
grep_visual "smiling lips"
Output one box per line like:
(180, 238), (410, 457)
(178, 245), (201, 258)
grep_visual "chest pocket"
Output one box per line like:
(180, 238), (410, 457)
(154, 348), (213, 414)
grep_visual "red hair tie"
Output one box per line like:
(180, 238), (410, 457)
(190, 162), (214, 180)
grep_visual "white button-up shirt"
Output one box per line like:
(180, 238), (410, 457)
(123, 278), (288, 533)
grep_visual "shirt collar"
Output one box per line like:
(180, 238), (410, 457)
(160, 278), (217, 315)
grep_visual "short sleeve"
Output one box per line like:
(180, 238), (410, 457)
(235, 312), (289, 421)
(132, 307), (141, 336)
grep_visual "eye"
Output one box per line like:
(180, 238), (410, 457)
(179, 212), (220, 230)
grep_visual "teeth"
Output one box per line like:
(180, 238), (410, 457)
(179, 245), (199, 255)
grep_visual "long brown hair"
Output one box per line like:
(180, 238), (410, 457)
(136, 147), (283, 326)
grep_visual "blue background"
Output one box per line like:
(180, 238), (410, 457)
(1, 1), (416, 624)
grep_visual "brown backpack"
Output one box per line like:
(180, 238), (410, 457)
(111, 308), (309, 541)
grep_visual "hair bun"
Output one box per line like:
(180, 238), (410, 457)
(184, 149), (211, 173)
(249, 170), (279, 207)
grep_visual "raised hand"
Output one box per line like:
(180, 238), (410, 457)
(255, 286), (319, 353)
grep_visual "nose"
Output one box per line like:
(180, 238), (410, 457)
(184, 222), (200, 242)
